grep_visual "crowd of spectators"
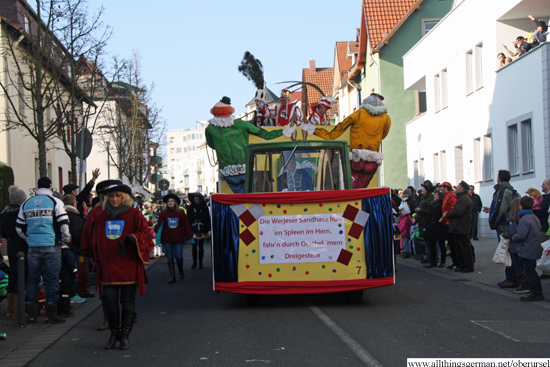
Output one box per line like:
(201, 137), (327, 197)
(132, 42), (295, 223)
(499, 15), (548, 68)
(391, 170), (550, 302)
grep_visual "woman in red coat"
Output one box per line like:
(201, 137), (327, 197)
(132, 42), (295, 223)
(93, 183), (149, 351)
(155, 194), (193, 283)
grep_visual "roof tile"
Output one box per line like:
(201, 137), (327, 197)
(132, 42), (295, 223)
(364, 0), (419, 48)
(302, 66), (337, 116)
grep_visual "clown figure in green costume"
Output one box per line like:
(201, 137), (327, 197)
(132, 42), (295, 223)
(205, 96), (284, 193)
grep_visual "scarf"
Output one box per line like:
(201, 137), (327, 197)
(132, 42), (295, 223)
(105, 203), (131, 219)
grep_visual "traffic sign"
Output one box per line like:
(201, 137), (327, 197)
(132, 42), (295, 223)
(158, 179), (170, 191)
(75, 128), (93, 160)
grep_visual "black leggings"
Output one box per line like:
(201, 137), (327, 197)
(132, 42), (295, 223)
(192, 238), (205, 253)
(429, 239), (446, 265)
(103, 284), (138, 314)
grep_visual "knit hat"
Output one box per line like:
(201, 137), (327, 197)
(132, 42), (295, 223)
(362, 93), (387, 116)
(403, 188), (411, 196)
(37, 177), (52, 189)
(8, 185), (26, 206)
(459, 181), (470, 191)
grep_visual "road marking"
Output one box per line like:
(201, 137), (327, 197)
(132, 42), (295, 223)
(471, 320), (520, 342)
(303, 297), (384, 367)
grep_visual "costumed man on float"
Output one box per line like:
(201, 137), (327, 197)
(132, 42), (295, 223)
(251, 88), (272, 127)
(314, 93), (391, 188)
(257, 89), (303, 141)
(205, 96), (284, 194)
(301, 96), (336, 139)
(277, 157), (314, 192)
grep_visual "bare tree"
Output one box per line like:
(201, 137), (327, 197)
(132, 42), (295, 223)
(52, 0), (127, 186)
(101, 50), (166, 186)
(0, 0), (77, 178)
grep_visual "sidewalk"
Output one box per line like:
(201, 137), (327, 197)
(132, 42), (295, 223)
(396, 236), (550, 307)
(0, 256), (162, 367)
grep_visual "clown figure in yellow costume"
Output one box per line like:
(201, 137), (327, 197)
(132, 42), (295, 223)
(314, 93), (391, 188)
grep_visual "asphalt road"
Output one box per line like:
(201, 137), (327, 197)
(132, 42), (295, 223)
(27, 246), (550, 367)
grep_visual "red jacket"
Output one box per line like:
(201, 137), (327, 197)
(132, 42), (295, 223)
(93, 207), (150, 295)
(81, 205), (103, 258)
(155, 209), (193, 244)
(442, 191), (457, 225)
(398, 213), (412, 238)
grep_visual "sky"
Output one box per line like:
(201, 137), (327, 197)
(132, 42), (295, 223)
(87, 0), (361, 134)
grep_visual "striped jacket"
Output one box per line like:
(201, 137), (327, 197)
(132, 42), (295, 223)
(16, 188), (70, 247)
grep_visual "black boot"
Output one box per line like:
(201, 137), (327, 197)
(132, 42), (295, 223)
(167, 262), (176, 283)
(191, 247), (197, 269)
(199, 249), (204, 270)
(45, 304), (66, 324)
(104, 310), (120, 350)
(177, 259), (185, 280)
(98, 300), (109, 331)
(119, 311), (135, 350)
(25, 303), (39, 324)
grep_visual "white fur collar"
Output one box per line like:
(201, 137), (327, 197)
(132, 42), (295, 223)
(360, 103), (387, 116)
(208, 115), (235, 127)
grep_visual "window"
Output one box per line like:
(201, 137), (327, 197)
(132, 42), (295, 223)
(418, 89), (427, 115)
(475, 43), (483, 89)
(58, 167), (63, 193)
(184, 147), (187, 153)
(521, 119), (533, 173)
(465, 50), (473, 95)
(423, 21), (438, 35)
(434, 73), (440, 112)
(250, 147), (347, 193)
(440, 150), (447, 181)
(454, 145), (463, 183)
(177, 148), (182, 153)
(419, 158), (425, 184)
(170, 137), (174, 143)
(18, 75), (25, 116)
(473, 138), (481, 182)
(183, 136), (186, 142)
(441, 69), (448, 108)
(170, 148), (174, 154)
(192, 134), (196, 140)
(433, 153), (440, 183)
(192, 146), (196, 151)
(508, 124), (519, 175)
(413, 160), (419, 188)
(24, 16), (30, 33)
(483, 134), (493, 181)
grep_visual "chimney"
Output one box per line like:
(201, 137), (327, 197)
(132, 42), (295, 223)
(309, 59), (316, 74)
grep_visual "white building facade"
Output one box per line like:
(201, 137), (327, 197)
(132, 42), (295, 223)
(403, 0), (549, 237)
(166, 121), (219, 196)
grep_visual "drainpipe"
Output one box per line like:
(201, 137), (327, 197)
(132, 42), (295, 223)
(370, 52), (381, 94)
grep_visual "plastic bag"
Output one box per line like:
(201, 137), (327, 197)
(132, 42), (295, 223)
(492, 237), (511, 266)
(536, 240), (550, 273)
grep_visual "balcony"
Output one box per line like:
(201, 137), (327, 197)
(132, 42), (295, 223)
(150, 155), (162, 165)
(150, 174), (163, 183)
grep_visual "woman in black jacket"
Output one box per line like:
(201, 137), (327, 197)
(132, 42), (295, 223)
(187, 192), (211, 269)
(424, 190), (448, 268)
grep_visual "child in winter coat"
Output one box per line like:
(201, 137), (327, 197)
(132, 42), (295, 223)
(57, 245), (78, 319)
(502, 198), (526, 292)
(512, 196), (544, 302)
(525, 188), (543, 210)
(398, 202), (412, 258)
(410, 215), (425, 259)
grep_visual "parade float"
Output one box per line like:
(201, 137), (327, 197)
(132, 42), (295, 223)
(207, 53), (394, 302)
